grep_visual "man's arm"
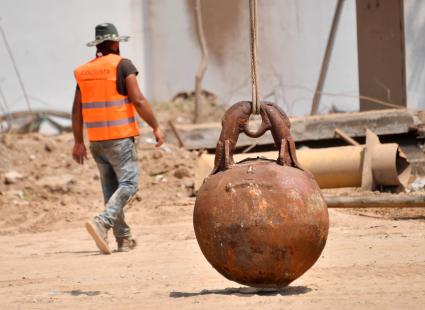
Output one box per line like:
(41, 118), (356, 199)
(71, 87), (88, 164)
(126, 74), (164, 147)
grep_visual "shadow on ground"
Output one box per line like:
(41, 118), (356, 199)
(63, 290), (103, 297)
(51, 250), (103, 256)
(170, 286), (311, 298)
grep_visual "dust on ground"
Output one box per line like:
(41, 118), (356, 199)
(0, 131), (425, 309)
(1, 131), (423, 235)
(0, 132), (197, 235)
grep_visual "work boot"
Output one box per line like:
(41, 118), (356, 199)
(85, 219), (111, 255)
(116, 238), (137, 252)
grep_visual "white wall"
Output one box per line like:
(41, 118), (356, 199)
(147, 0), (359, 115)
(0, 0), (423, 117)
(0, 0), (146, 113)
(405, 0), (425, 110)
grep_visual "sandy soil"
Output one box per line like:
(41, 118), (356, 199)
(1, 132), (425, 309)
(0, 132), (198, 235)
(0, 209), (424, 309)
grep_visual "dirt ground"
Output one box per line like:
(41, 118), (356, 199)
(1, 132), (425, 309)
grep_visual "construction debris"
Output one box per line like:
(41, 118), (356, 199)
(325, 193), (425, 208)
(0, 132), (198, 234)
(406, 178), (425, 192)
(173, 109), (422, 150)
(0, 110), (71, 134)
(174, 167), (192, 179)
(334, 127), (360, 145)
(195, 130), (411, 191)
(171, 90), (217, 103)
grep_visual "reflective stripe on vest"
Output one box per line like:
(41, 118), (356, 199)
(85, 116), (136, 128)
(82, 98), (130, 109)
(74, 54), (140, 141)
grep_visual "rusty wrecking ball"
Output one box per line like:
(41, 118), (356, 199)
(193, 101), (329, 288)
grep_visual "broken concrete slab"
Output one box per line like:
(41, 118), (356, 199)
(174, 109), (420, 150)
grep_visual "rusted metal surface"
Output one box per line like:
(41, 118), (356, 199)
(361, 129), (411, 190)
(212, 101), (303, 174)
(211, 101), (251, 173)
(257, 102), (304, 170)
(194, 102), (329, 288)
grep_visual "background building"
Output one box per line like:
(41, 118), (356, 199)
(0, 0), (424, 117)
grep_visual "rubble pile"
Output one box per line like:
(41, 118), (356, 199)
(0, 133), (197, 235)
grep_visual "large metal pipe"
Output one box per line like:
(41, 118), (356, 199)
(195, 140), (411, 191)
(324, 194), (425, 208)
(196, 148), (359, 190)
(297, 146), (363, 188)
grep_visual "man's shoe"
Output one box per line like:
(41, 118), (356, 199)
(85, 219), (111, 254)
(116, 238), (137, 252)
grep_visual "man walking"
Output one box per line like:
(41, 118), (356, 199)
(72, 23), (164, 254)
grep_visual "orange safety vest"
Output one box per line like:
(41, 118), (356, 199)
(74, 54), (140, 141)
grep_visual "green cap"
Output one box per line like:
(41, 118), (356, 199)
(86, 23), (130, 47)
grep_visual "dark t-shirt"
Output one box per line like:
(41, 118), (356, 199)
(76, 58), (138, 96)
(116, 59), (139, 96)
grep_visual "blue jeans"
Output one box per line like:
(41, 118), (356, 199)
(89, 137), (139, 239)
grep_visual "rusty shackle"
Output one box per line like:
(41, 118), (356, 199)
(212, 101), (306, 175)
